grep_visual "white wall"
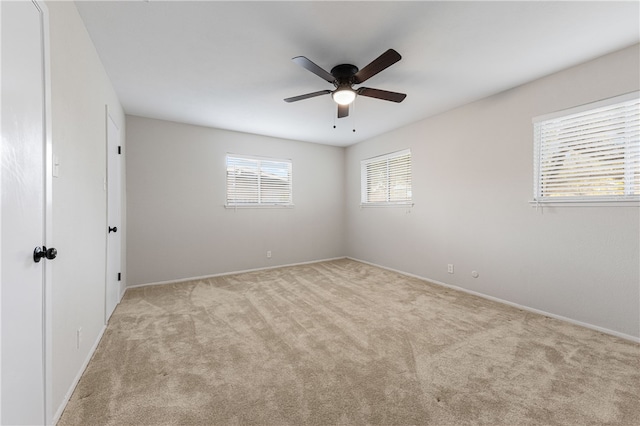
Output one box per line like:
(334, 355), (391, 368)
(346, 44), (640, 339)
(47, 0), (125, 419)
(126, 116), (345, 286)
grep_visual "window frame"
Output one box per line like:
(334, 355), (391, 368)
(225, 153), (293, 208)
(532, 91), (639, 207)
(360, 148), (413, 207)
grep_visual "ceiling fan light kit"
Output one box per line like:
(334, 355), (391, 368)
(284, 49), (406, 119)
(332, 87), (356, 105)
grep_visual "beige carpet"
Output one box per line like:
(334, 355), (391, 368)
(59, 259), (640, 425)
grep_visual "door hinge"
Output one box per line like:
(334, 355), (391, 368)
(117, 273), (121, 281)
(117, 146), (121, 154)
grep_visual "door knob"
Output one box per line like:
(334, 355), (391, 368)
(33, 246), (57, 263)
(45, 247), (57, 260)
(109, 226), (118, 233)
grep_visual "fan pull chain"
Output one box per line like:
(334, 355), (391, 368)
(352, 98), (356, 132)
(332, 99), (337, 129)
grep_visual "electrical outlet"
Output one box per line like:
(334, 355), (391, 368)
(447, 264), (454, 274)
(76, 327), (82, 349)
(267, 250), (272, 259)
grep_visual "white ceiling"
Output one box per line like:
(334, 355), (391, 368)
(75, 1), (639, 147)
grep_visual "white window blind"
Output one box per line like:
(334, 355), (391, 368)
(361, 149), (412, 206)
(226, 154), (292, 207)
(533, 92), (639, 203)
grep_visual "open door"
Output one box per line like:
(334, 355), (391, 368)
(1, 0), (53, 423)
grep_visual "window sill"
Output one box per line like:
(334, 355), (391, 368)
(225, 204), (294, 209)
(360, 202), (414, 208)
(529, 200), (639, 208)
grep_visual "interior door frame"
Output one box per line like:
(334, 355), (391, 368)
(41, 0), (54, 421)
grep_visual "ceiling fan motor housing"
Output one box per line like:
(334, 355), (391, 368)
(330, 64), (359, 86)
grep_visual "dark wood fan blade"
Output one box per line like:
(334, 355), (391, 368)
(357, 87), (406, 103)
(338, 104), (349, 118)
(284, 90), (331, 103)
(292, 56), (336, 83)
(353, 49), (402, 84)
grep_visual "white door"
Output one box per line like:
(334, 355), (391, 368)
(105, 113), (121, 321)
(1, 0), (51, 424)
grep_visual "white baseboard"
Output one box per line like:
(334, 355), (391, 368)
(126, 256), (348, 290)
(52, 324), (107, 425)
(347, 257), (640, 344)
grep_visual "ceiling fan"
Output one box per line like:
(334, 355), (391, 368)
(284, 49), (407, 119)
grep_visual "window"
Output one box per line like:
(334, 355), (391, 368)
(533, 92), (639, 204)
(361, 149), (412, 206)
(226, 154), (292, 207)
